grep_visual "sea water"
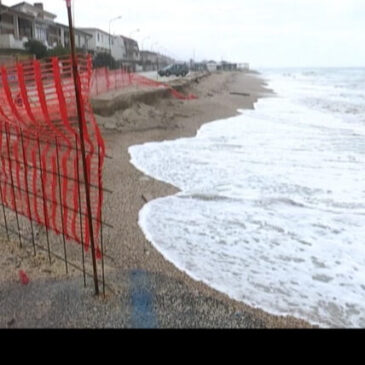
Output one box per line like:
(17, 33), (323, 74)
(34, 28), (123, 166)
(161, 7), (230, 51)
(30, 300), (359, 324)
(129, 68), (365, 328)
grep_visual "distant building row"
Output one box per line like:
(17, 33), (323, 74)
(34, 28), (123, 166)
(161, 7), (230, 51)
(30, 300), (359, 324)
(191, 60), (250, 72)
(0, 1), (174, 70)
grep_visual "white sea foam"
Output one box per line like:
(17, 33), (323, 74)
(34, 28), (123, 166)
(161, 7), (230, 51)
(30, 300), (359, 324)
(129, 69), (365, 328)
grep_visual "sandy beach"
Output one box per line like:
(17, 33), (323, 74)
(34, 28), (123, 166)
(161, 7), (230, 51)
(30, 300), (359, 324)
(0, 71), (314, 328)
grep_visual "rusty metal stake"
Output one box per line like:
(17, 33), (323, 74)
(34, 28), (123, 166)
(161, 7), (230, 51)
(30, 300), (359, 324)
(37, 137), (51, 264)
(75, 135), (86, 287)
(98, 144), (105, 298)
(0, 167), (9, 241)
(20, 131), (36, 256)
(0, 127), (9, 241)
(4, 123), (22, 248)
(55, 137), (68, 274)
(66, 0), (99, 295)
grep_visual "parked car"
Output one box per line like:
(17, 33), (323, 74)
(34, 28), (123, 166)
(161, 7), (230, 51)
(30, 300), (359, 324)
(158, 63), (189, 77)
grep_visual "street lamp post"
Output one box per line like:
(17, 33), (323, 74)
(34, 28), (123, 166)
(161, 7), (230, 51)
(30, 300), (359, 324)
(159, 46), (169, 68)
(109, 15), (122, 55)
(128, 29), (140, 71)
(140, 36), (151, 71)
(151, 42), (159, 70)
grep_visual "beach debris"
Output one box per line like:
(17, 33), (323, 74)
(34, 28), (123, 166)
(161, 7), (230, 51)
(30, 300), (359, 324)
(139, 176), (151, 183)
(7, 318), (16, 328)
(19, 270), (30, 286)
(142, 193), (154, 203)
(230, 92), (250, 97)
(144, 249), (150, 256)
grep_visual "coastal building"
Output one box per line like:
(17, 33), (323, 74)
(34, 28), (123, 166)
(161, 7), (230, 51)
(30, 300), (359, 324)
(0, 1), (144, 71)
(120, 35), (141, 71)
(77, 30), (143, 69)
(140, 50), (174, 71)
(238, 63), (250, 71)
(57, 23), (91, 51)
(217, 61), (238, 71)
(206, 60), (217, 72)
(190, 61), (207, 72)
(112, 35), (127, 61)
(191, 60), (243, 73)
(0, 2), (92, 52)
(78, 27), (125, 59)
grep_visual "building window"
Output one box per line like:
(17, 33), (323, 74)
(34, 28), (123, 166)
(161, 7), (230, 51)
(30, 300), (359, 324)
(97, 33), (100, 42)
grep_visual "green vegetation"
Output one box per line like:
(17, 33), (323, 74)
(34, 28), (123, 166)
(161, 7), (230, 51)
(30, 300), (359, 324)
(23, 41), (118, 70)
(23, 39), (48, 60)
(47, 45), (72, 58)
(92, 52), (118, 69)
(23, 40), (72, 59)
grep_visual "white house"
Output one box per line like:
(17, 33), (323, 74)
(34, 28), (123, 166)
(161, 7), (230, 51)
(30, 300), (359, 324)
(78, 27), (126, 61)
(206, 60), (217, 72)
(11, 2), (56, 22)
(112, 35), (126, 61)
(0, 2), (91, 51)
(78, 28), (109, 54)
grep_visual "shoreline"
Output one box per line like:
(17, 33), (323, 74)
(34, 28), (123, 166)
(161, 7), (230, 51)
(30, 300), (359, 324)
(0, 71), (314, 328)
(100, 70), (314, 328)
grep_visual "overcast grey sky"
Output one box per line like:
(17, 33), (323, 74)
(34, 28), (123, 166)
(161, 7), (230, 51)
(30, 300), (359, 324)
(4, 0), (365, 67)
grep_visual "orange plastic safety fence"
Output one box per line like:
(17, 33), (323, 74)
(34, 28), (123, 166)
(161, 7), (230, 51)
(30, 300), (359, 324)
(90, 67), (198, 100)
(0, 54), (105, 257)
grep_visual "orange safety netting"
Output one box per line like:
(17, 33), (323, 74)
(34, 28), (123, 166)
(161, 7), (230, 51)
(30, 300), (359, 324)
(0, 55), (105, 256)
(90, 66), (198, 100)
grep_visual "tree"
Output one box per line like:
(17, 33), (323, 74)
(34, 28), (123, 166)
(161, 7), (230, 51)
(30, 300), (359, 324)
(93, 52), (117, 70)
(24, 39), (47, 60)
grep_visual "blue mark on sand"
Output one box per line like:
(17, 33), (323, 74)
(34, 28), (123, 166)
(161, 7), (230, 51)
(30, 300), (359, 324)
(129, 270), (158, 328)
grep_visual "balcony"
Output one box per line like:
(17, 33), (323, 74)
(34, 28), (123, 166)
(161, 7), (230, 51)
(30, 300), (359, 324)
(0, 34), (29, 50)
